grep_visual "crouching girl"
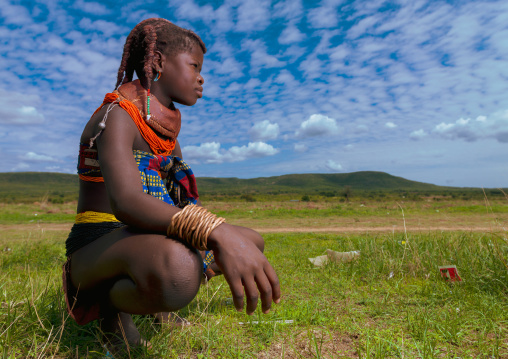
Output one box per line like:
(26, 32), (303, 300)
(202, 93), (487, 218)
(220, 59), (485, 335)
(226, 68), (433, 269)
(63, 17), (280, 352)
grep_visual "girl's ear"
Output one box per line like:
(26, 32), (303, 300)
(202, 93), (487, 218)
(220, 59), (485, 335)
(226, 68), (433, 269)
(154, 50), (164, 71)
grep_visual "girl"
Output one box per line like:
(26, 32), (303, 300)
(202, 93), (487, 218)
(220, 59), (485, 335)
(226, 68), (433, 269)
(63, 18), (280, 351)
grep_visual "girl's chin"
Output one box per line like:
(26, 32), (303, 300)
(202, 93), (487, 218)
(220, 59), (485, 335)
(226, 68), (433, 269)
(172, 98), (198, 106)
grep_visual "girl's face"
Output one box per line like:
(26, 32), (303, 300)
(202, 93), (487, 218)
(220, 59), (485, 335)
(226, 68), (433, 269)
(153, 45), (205, 107)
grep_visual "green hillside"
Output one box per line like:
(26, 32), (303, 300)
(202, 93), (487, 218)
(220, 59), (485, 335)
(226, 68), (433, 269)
(196, 171), (448, 195)
(0, 170), (493, 203)
(0, 172), (79, 203)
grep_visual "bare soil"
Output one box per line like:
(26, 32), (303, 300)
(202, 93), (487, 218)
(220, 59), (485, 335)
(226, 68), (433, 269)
(0, 222), (501, 234)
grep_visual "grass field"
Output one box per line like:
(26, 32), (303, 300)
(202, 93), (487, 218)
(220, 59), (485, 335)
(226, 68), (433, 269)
(0, 196), (507, 358)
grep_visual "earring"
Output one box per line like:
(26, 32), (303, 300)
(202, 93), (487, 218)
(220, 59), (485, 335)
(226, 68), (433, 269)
(154, 70), (161, 82)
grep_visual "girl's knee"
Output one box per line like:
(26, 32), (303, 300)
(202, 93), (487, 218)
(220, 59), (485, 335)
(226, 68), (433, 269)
(137, 239), (203, 311)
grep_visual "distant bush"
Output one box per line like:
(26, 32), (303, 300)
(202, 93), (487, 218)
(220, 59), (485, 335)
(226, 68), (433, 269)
(301, 195), (310, 202)
(241, 194), (256, 202)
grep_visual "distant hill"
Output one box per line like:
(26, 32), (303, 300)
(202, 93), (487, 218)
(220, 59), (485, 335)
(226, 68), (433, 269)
(196, 171), (449, 195)
(0, 172), (79, 203)
(0, 170), (474, 203)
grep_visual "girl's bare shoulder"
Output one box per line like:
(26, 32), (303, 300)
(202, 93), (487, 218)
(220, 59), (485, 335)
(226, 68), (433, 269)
(81, 104), (137, 145)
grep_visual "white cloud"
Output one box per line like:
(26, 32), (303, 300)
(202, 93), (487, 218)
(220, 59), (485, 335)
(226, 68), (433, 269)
(294, 143), (308, 152)
(433, 112), (508, 143)
(307, 3), (339, 28)
(0, 3), (33, 25)
(296, 114), (340, 138)
(0, 90), (44, 125)
(278, 24), (305, 45)
(236, 0), (272, 32)
(183, 142), (223, 164)
(243, 39), (285, 71)
(78, 18), (128, 37)
(169, 0), (235, 33)
(347, 13), (381, 39)
(273, 0), (303, 21)
(73, 0), (111, 15)
(249, 120), (280, 141)
(410, 129), (427, 140)
(298, 56), (323, 79)
(212, 4), (235, 33)
(224, 142), (279, 162)
(274, 70), (297, 85)
(385, 122), (397, 128)
(20, 152), (57, 162)
(173, 0), (214, 21)
(183, 142), (279, 164)
(207, 58), (244, 78)
(325, 159), (343, 171)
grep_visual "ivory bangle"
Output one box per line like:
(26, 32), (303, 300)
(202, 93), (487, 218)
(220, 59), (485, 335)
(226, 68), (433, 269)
(167, 205), (225, 250)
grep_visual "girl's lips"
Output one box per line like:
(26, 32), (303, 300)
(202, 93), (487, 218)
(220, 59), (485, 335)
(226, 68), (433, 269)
(196, 87), (203, 98)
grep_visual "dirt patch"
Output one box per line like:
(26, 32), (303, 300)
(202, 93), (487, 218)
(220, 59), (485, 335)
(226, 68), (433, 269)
(257, 329), (359, 358)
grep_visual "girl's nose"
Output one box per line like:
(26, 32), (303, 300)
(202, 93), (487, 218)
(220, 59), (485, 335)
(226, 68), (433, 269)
(198, 75), (204, 85)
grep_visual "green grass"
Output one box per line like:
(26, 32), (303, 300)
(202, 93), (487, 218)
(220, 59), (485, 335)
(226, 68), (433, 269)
(212, 204), (377, 219)
(0, 203), (76, 224)
(1, 228), (507, 358)
(447, 204), (508, 213)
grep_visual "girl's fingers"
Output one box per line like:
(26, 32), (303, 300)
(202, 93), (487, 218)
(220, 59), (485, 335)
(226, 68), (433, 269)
(225, 261), (281, 314)
(221, 267), (245, 312)
(264, 264), (281, 303)
(243, 277), (259, 315)
(254, 272), (273, 313)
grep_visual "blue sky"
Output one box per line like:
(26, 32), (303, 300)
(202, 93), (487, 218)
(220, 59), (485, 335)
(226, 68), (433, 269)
(1, 0), (508, 188)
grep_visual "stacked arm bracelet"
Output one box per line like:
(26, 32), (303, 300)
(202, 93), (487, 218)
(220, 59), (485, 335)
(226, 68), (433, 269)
(167, 204), (226, 250)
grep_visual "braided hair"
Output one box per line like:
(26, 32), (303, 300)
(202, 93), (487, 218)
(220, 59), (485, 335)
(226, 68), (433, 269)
(115, 18), (207, 91)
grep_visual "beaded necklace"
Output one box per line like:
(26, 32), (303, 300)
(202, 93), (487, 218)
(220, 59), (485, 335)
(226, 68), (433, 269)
(89, 80), (181, 156)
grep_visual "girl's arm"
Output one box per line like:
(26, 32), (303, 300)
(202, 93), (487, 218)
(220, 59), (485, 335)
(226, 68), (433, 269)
(97, 109), (280, 314)
(176, 140), (280, 312)
(96, 106), (180, 232)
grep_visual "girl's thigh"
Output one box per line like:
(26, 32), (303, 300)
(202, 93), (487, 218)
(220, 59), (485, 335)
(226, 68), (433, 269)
(70, 226), (203, 296)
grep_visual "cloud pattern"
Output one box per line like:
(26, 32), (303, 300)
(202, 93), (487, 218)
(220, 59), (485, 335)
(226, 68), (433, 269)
(0, 0), (508, 187)
(183, 141), (278, 164)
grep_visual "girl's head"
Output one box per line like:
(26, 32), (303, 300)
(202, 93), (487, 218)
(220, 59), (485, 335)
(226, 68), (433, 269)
(115, 18), (207, 91)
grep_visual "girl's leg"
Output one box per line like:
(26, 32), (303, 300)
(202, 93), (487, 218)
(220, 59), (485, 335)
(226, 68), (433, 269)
(69, 226), (203, 346)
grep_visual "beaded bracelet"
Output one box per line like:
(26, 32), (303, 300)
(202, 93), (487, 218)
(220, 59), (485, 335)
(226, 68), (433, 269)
(167, 205), (226, 250)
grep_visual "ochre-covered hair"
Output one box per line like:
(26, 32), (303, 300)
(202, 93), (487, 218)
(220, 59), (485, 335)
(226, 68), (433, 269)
(115, 18), (207, 90)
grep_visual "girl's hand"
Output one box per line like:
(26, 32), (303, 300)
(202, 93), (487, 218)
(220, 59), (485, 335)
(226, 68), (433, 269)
(207, 224), (280, 315)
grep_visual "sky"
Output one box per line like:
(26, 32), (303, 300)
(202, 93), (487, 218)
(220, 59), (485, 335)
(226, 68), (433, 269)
(1, 0), (507, 188)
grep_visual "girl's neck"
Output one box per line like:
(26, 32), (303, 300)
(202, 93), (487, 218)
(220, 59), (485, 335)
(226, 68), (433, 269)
(150, 81), (173, 109)
(115, 79), (181, 141)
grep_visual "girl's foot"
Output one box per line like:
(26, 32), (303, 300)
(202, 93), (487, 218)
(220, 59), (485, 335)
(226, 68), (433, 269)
(100, 312), (151, 356)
